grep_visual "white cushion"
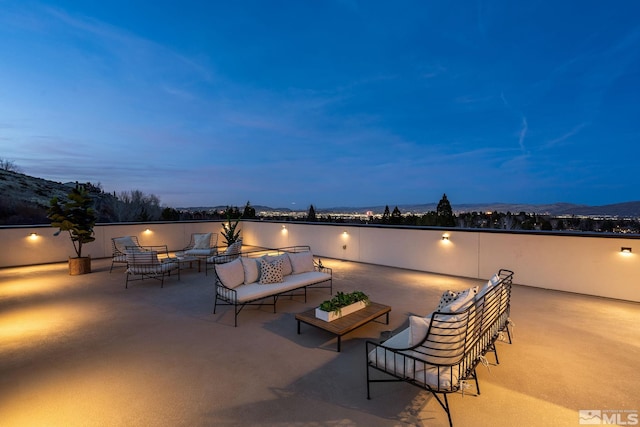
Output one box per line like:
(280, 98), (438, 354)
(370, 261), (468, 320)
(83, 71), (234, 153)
(222, 271), (331, 303)
(408, 315), (431, 347)
(477, 273), (500, 300)
(241, 257), (260, 284)
(215, 258), (244, 289)
(259, 257), (283, 284)
(288, 251), (314, 274)
(193, 233), (212, 249)
(114, 236), (138, 253)
(224, 240), (242, 255)
(411, 313), (467, 365)
(264, 254), (293, 276)
(436, 290), (458, 312)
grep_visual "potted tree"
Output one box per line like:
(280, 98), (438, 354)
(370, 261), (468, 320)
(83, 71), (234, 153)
(221, 214), (241, 246)
(47, 184), (97, 275)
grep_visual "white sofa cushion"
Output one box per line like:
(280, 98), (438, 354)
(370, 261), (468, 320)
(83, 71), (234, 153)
(241, 257), (260, 284)
(221, 271), (331, 303)
(476, 273), (500, 300)
(288, 251), (314, 274)
(215, 258), (244, 289)
(260, 257), (284, 284)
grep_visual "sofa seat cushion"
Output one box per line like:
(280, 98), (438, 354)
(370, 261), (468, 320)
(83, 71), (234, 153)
(368, 327), (461, 391)
(222, 271), (330, 303)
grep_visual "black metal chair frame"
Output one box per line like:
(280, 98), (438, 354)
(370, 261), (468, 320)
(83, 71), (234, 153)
(181, 232), (219, 257)
(365, 269), (514, 427)
(125, 245), (181, 288)
(110, 235), (143, 273)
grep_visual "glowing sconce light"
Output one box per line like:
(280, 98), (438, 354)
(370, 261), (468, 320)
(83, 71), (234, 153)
(342, 231), (348, 237)
(28, 232), (39, 240)
(621, 247), (632, 255)
(143, 228), (152, 235)
(281, 225), (287, 234)
(442, 233), (450, 242)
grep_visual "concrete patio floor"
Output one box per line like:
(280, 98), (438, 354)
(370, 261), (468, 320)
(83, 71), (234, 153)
(1, 256), (638, 427)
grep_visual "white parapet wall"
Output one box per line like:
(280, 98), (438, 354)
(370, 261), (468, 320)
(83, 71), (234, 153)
(1, 221), (639, 302)
(239, 221), (640, 303)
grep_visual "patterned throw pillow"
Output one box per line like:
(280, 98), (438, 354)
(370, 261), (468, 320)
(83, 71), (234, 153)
(259, 257), (283, 284)
(436, 290), (458, 312)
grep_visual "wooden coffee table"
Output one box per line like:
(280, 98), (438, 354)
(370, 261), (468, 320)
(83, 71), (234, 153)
(296, 301), (391, 352)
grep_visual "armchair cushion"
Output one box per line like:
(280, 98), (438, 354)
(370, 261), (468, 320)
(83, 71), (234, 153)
(193, 233), (212, 249)
(114, 236), (140, 253)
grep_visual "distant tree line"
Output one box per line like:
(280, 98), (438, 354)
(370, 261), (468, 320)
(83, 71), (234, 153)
(294, 194), (640, 234)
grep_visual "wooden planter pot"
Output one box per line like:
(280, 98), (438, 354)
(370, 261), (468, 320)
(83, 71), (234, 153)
(69, 257), (91, 275)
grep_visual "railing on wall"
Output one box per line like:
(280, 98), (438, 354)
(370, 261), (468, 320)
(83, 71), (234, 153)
(1, 220), (639, 302)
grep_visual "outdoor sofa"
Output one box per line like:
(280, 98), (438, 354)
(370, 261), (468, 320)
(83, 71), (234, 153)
(211, 246), (333, 326)
(366, 269), (514, 427)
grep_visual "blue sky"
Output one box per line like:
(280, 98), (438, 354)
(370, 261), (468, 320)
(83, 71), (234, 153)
(1, 1), (639, 209)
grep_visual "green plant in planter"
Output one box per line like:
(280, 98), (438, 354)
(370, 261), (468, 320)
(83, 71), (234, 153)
(47, 184), (96, 258)
(221, 214), (241, 245)
(319, 290), (369, 314)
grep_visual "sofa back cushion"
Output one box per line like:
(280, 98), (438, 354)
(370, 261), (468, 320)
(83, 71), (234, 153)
(288, 251), (314, 274)
(240, 257), (260, 284)
(408, 312), (469, 365)
(215, 258), (245, 289)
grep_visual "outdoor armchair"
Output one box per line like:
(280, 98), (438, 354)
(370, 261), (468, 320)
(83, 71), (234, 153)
(110, 235), (144, 273)
(125, 245), (180, 288)
(181, 232), (219, 257)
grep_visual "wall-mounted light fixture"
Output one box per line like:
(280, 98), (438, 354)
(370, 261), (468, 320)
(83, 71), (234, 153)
(621, 247), (632, 254)
(442, 233), (450, 242)
(281, 225), (287, 234)
(144, 228), (152, 234)
(342, 231), (348, 236)
(28, 232), (39, 240)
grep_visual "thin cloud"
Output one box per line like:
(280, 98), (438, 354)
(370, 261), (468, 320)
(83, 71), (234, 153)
(518, 117), (528, 152)
(545, 123), (588, 148)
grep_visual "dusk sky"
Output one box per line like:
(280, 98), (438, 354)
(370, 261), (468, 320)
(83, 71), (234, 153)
(1, 1), (639, 209)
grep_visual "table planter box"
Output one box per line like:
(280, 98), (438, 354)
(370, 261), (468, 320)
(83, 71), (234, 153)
(315, 300), (368, 322)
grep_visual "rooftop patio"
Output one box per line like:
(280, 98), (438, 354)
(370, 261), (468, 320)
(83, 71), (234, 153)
(1, 256), (638, 427)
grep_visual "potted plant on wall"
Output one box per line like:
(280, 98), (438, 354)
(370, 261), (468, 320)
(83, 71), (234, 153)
(47, 184), (97, 275)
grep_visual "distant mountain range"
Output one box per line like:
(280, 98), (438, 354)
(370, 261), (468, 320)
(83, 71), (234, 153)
(2, 169), (640, 218)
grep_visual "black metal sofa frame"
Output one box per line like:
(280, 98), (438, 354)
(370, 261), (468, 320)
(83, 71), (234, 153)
(212, 246), (333, 326)
(365, 269), (514, 427)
